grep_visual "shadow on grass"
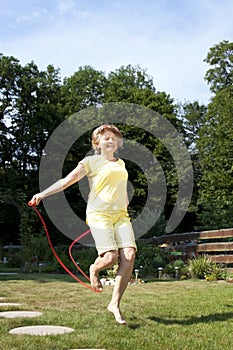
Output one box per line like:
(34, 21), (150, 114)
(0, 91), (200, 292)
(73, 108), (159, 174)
(127, 323), (142, 330)
(148, 312), (233, 325)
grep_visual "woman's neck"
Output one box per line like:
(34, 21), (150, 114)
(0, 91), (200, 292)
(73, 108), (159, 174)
(100, 151), (117, 161)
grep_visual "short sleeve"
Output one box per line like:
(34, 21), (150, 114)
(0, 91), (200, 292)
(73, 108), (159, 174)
(79, 157), (91, 175)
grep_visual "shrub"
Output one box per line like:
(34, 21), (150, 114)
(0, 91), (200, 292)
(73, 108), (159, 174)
(205, 262), (224, 281)
(7, 251), (23, 268)
(165, 259), (189, 278)
(134, 241), (169, 275)
(188, 255), (213, 279)
(106, 263), (118, 278)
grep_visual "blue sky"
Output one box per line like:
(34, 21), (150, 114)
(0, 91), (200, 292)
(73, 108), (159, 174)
(1, 0), (233, 104)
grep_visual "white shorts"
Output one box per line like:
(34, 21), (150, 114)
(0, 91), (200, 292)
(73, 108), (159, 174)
(86, 210), (137, 256)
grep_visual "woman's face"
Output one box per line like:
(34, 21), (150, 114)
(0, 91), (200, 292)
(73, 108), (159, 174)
(98, 131), (118, 154)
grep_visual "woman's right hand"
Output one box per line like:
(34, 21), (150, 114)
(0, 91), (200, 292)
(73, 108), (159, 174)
(29, 193), (43, 206)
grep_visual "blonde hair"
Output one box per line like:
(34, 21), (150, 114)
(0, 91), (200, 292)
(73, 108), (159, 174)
(92, 124), (123, 154)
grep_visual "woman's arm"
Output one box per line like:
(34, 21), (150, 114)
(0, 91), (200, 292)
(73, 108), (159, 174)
(30, 163), (87, 205)
(126, 193), (129, 207)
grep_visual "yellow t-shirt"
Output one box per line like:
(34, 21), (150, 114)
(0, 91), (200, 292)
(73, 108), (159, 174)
(79, 155), (128, 212)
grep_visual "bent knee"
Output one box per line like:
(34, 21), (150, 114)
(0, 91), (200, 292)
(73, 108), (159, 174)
(122, 247), (136, 263)
(103, 250), (119, 266)
(128, 248), (136, 262)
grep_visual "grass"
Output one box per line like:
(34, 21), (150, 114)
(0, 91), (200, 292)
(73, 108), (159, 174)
(1, 273), (233, 350)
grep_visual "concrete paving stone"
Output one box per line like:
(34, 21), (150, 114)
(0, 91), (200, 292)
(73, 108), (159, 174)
(0, 311), (43, 318)
(9, 325), (75, 336)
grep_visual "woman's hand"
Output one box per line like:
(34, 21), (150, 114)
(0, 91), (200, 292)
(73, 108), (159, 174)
(29, 193), (44, 206)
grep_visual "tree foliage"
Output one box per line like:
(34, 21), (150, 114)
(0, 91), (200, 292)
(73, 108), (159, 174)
(178, 101), (207, 215)
(1, 40), (233, 250)
(197, 86), (233, 229)
(204, 40), (233, 93)
(0, 55), (64, 246)
(0, 55), (63, 194)
(61, 65), (107, 114)
(197, 40), (233, 229)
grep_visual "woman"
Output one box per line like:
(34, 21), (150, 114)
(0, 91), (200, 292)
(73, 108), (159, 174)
(30, 124), (137, 325)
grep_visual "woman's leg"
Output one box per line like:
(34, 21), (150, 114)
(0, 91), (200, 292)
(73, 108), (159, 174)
(108, 247), (136, 324)
(90, 250), (119, 291)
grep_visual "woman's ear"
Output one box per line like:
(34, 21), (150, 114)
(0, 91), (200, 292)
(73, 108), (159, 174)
(96, 142), (101, 152)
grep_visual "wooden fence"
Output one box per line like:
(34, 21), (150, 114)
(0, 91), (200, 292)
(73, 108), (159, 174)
(149, 228), (233, 265)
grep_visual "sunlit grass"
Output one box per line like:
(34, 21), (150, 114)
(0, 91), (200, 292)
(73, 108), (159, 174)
(1, 274), (233, 349)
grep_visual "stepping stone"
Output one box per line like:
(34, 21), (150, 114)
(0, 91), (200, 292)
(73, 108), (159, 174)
(9, 325), (74, 336)
(0, 303), (21, 306)
(0, 311), (42, 318)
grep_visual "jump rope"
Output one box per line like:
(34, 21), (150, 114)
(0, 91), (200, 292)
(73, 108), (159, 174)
(28, 200), (101, 293)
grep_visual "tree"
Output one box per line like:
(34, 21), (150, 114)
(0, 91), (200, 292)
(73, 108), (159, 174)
(104, 64), (155, 102)
(0, 54), (21, 120)
(179, 101), (207, 153)
(0, 55), (64, 244)
(61, 65), (107, 115)
(197, 86), (233, 229)
(204, 40), (233, 94)
(197, 41), (233, 229)
(177, 101), (207, 226)
(0, 56), (63, 192)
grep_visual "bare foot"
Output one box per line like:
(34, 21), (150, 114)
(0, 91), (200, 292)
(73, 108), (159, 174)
(89, 264), (103, 292)
(107, 303), (126, 325)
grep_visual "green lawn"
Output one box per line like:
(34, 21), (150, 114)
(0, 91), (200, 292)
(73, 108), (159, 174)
(1, 274), (233, 350)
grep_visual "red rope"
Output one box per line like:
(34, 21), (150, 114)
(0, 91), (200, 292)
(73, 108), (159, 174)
(28, 201), (100, 293)
(68, 230), (91, 281)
